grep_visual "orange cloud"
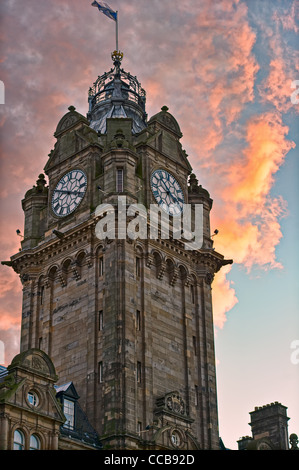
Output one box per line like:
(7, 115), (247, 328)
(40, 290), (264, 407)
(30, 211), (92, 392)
(212, 111), (294, 272)
(259, 57), (298, 114)
(213, 266), (238, 329)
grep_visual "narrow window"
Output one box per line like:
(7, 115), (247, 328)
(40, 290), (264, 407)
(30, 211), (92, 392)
(137, 361), (142, 383)
(193, 336), (197, 356)
(190, 284), (195, 304)
(63, 399), (75, 429)
(99, 310), (104, 331)
(158, 132), (163, 152)
(195, 385), (199, 407)
(136, 257), (141, 277)
(38, 337), (43, 349)
(99, 257), (104, 277)
(99, 361), (103, 383)
(137, 422), (142, 434)
(40, 286), (44, 305)
(116, 169), (123, 192)
(136, 310), (141, 331)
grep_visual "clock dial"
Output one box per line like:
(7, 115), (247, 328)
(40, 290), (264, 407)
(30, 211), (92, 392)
(150, 169), (184, 216)
(52, 169), (87, 217)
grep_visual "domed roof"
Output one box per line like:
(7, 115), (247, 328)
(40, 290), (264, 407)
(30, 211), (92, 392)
(87, 51), (147, 134)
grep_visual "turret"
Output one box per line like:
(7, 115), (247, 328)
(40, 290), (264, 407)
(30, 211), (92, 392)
(21, 174), (48, 250)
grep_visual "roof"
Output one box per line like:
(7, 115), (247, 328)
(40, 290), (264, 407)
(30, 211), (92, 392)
(54, 381), (73, 394)
(0, 365), (7, 381)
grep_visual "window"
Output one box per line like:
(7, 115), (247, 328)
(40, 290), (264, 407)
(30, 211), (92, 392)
(190, 284), (195, 304)
(99, 361), (103, 383)
(13, 430), (25, 450)
(195, 385), (199, 407)
(99, 310), (104, 331)
(63, 399), (75, 429)
(136, 310), (141, 331)
(137, 361), (142, 383)
(171, 430), (181, 447)
(137, 422), (142, 434)
(40, 286), (44, 305)
(136, 257), (141, 277)
(116, 169), (123, 192)
(193, 336), (197, 356)
(30, 434), (40, 450)
(99, 257), (104, 276)
(27, 390), (39, 407)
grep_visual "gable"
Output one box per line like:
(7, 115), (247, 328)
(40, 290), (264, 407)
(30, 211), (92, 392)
(147, 108), (192, 172)
(44, 106), (100, 173)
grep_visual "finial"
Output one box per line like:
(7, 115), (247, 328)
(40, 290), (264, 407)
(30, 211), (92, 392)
(111, 50), (124, 67)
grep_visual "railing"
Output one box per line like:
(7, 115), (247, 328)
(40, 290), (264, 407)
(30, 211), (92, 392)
(88, 67), (146, 111)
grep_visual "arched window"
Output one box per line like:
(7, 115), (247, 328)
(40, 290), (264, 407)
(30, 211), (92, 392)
(13, 429), (25, 450)
(30, 434), (40, 450)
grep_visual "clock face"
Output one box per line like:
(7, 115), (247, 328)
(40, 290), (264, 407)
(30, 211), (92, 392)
(52, 169), (87, 217)
(150, 169), (184, 216)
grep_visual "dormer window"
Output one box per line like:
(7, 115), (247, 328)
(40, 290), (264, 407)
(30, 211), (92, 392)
(54, 381), (101, 448)
(63, 398), (75, 429)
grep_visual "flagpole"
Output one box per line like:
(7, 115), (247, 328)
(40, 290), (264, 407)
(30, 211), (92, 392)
(116, 11), (118, 51)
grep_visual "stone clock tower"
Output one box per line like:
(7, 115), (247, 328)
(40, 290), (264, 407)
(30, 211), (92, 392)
(9, 51), (232, 450)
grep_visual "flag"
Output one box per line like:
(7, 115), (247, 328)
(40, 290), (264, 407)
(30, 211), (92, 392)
(91, 1), (117, 22)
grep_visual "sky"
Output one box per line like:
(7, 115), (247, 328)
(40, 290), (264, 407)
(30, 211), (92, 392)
(0, 0), (298, 450)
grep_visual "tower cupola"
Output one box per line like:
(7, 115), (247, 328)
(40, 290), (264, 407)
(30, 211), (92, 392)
(87, 51), (147, 134)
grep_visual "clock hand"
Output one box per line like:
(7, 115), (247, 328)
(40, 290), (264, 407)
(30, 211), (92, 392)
(159, 179), (176, 200)
(55, 190), (85, 196)
(158, 178), (182, 205)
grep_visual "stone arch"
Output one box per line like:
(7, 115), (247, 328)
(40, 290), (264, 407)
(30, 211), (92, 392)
(61, 258), (72, 285)
(76, 250), (87, 266)
(9, 348), (58, 381)
(95, 242), (105, 255)
(165, 257), (176, 285)
(135, 243), (144, 257)
(152, 250), (164, 279)
(151, 424), (200, 450)
(75, 250), (87, 280)
(47, 265), (59, 283)
(178, 263), (189, 282)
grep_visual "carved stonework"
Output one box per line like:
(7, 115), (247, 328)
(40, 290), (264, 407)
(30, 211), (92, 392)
(155, 391), (188, 418)
(169, 267), (178, 286)
(8, 349), (58, 381)
(157, 261), (165, 280)
(205, 272), (214, 285)
(166, 393), (185, 415)
(23, 354), (49, 375)
(146, 253), (153, 268)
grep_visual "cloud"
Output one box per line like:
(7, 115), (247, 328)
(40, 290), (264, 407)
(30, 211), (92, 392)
(213, 266), (238, 329)
(212, 111), (294, 273)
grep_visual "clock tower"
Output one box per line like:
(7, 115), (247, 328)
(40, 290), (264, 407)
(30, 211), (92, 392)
(9, 51), (232, 450)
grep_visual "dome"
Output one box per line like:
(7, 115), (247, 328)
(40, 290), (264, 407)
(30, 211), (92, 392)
(87, 51), (147, 134)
